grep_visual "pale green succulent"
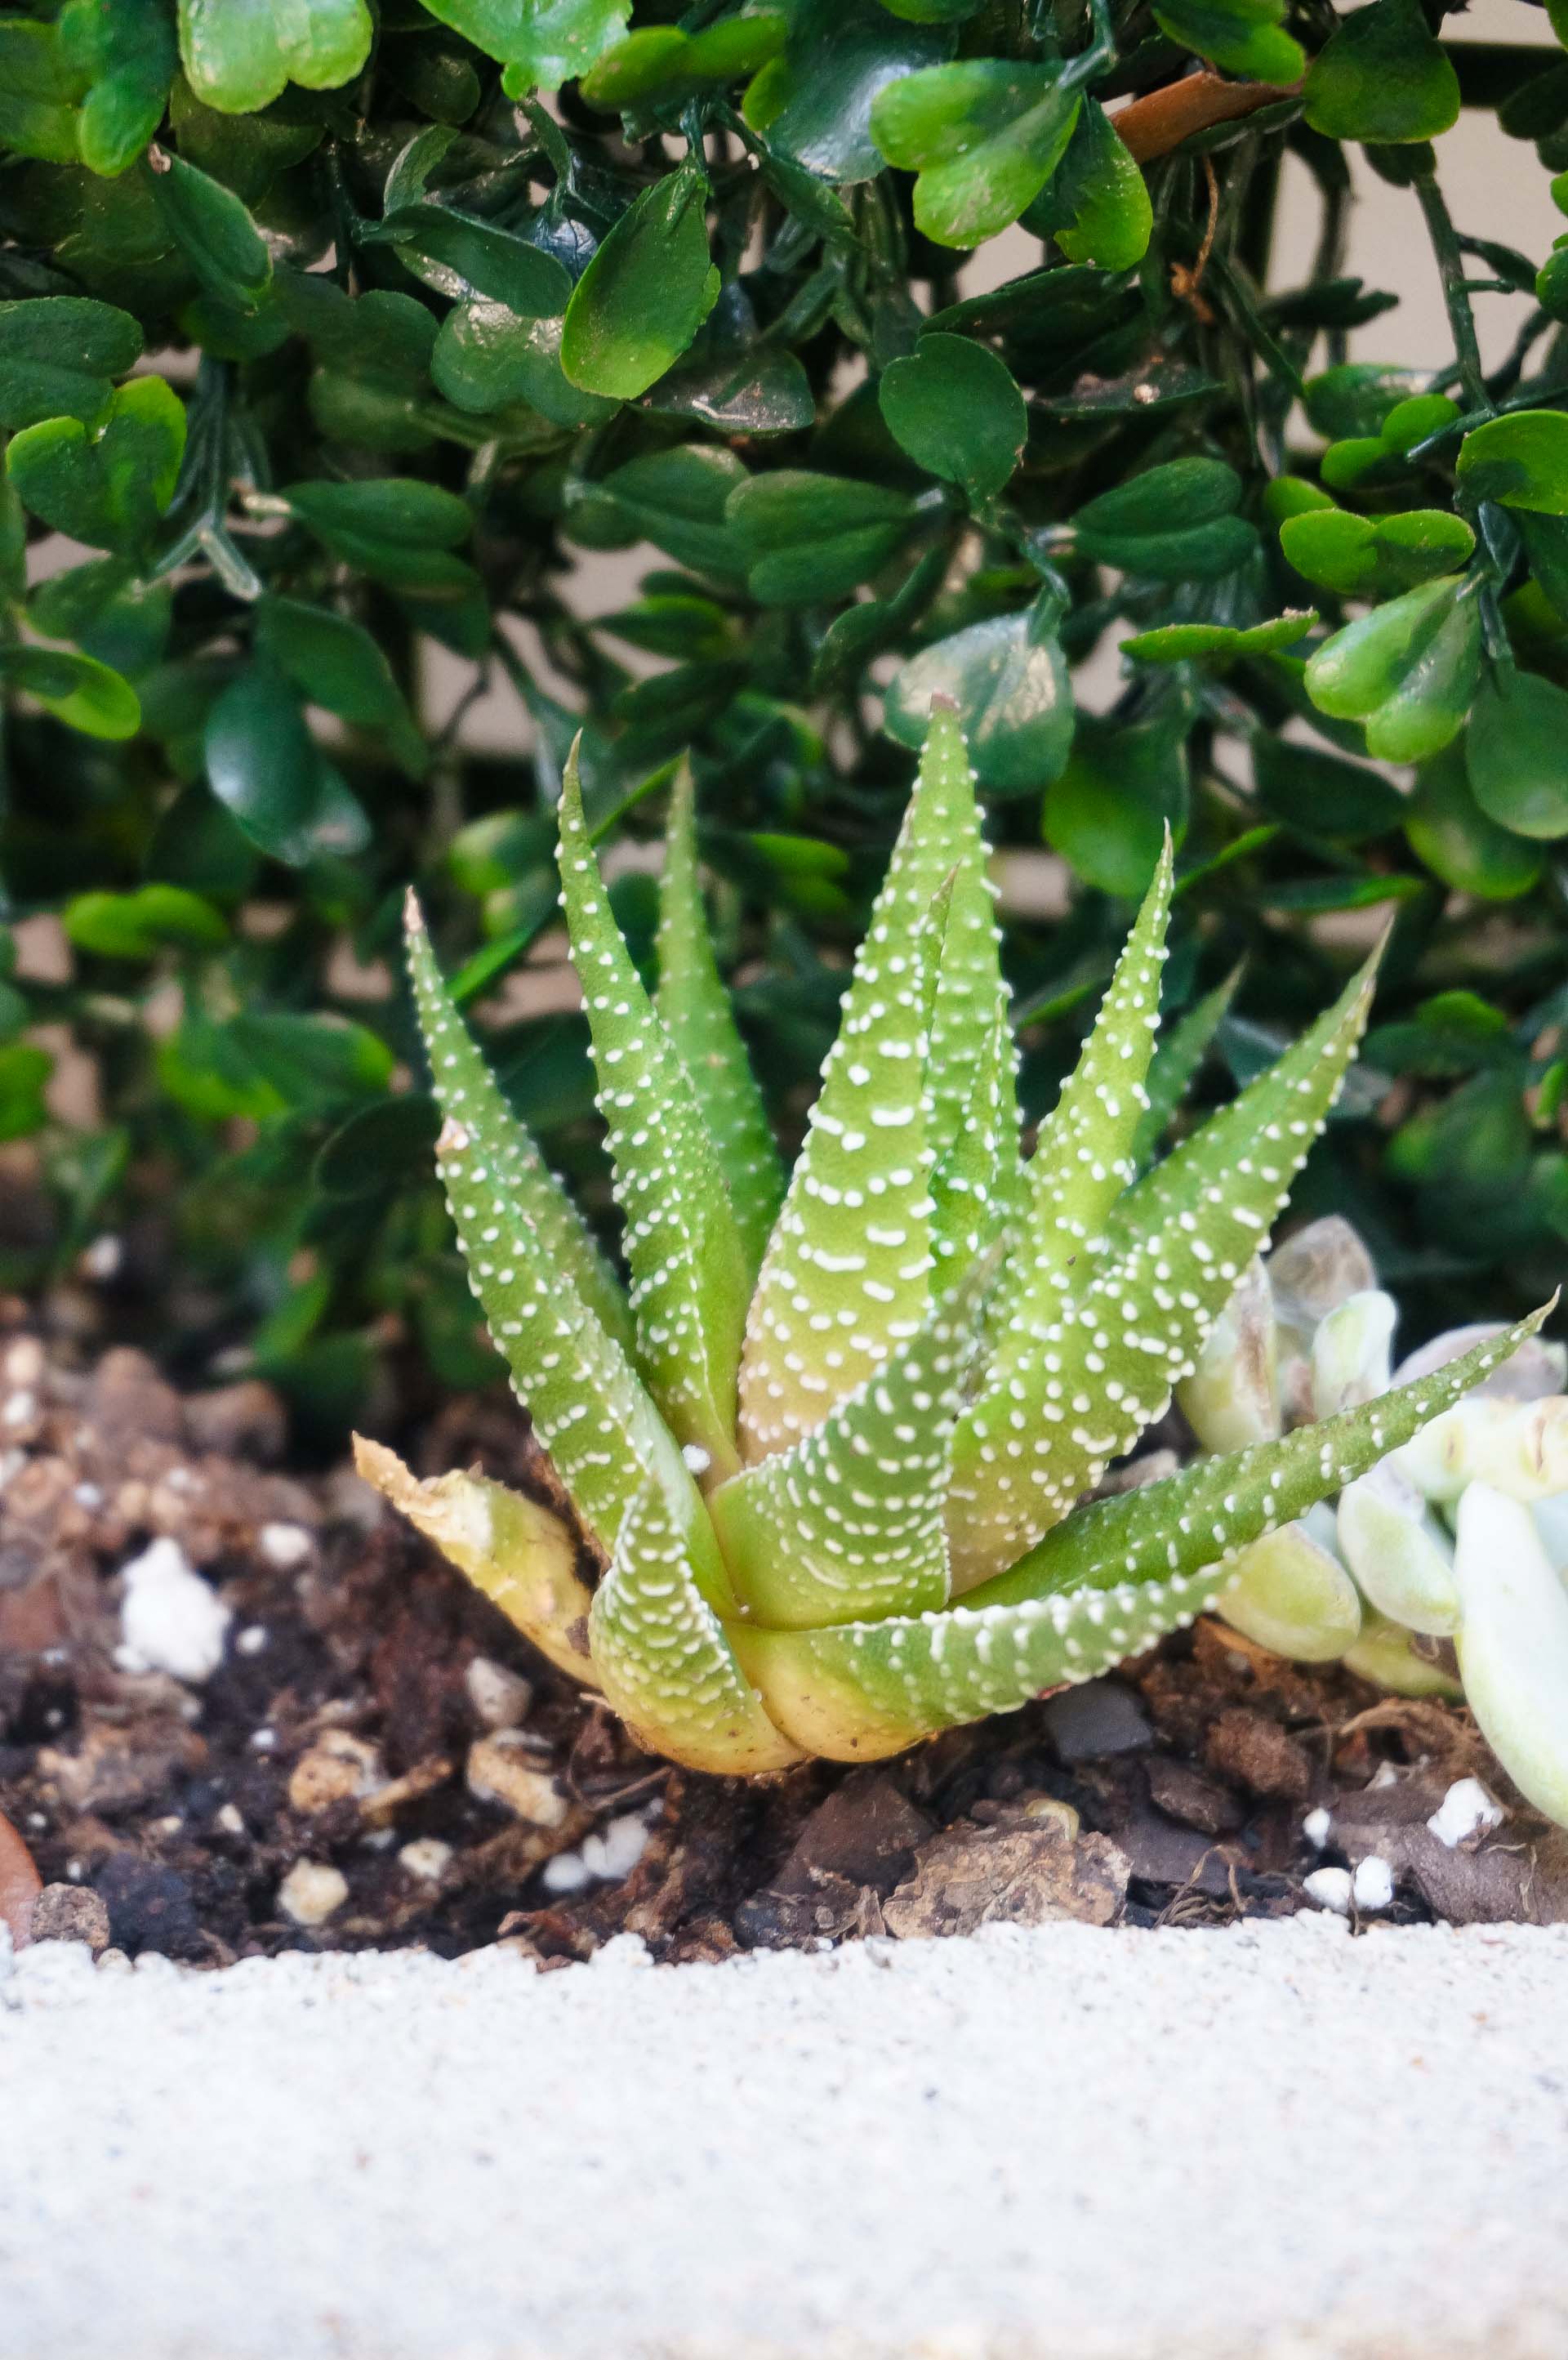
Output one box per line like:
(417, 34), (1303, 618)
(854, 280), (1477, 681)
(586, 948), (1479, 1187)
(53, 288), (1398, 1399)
(357, 708), (1544, 1776)
(1180, 1238), (1568, 1829)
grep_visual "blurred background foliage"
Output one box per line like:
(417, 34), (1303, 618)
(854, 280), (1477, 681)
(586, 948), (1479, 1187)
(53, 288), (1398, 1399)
(3, 0), (1568, 1441)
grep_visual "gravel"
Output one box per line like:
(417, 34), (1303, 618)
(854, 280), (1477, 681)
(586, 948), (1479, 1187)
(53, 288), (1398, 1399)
(3, 1915), (1566, 2360)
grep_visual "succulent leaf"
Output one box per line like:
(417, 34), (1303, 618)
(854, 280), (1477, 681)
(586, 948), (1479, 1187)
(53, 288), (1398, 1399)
(995, 832), (1173, 1352)
(919, 704), (1016, 1173)
(352, 1437), (602, 1686)
(733, 1557), (1237, 1764)
(421, 1059), (733, 1608)
(405, 892), (633, 1352)
(947, 955), (1379, 1591)
(930, 989), (1023, 1276)
(1132, 963), (1240, 1172)
(737, 818), (954, 1462)
(591, 1480), (804, 1774)
(1218, 1507), (1363, 1662)
(1454, 1483), (1568, 1827)
(654, 761), (786, 1279)
(557, 747), (749, 1479)
(1338, 1457), (1461, 1635)
(710, 1252), (997, 1629)
(971, 1305), (1549, 1608)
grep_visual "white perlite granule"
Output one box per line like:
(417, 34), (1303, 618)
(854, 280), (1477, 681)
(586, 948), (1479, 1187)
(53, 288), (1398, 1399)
(115, 1537), (231, 1682)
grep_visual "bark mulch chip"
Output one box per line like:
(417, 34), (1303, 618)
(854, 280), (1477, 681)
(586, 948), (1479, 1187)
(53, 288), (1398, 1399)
(3, 1324), (1566, 1966)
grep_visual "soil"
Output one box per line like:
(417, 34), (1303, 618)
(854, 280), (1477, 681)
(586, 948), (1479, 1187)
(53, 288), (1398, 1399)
(3, 1317), (1567, 1970)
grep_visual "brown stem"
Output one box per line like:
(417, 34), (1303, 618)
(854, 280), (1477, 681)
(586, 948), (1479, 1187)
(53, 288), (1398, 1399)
(1109, 70), (1303, 165)
(0, 1805), (42, 1951)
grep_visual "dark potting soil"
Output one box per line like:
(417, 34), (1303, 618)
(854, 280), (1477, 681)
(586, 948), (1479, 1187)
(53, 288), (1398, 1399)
(3, 1320), (1566, 1970)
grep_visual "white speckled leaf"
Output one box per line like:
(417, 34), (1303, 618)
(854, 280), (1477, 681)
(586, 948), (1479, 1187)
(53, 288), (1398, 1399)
(406, 894), (633, 1353)
(710, 1253), (996, 1629)
(973, 1308), (1548, 1609)
(590, 1482), (804, 1774)
(558, 749), (749, 1480)
(919, 706), (1015, 1174)
(736, 838), (951, 1463)
(947, 954), (1379, 1590)
(425, 1070), (733, 1611)
(930, 989), (1022, 1277)
(995, 834), (1172, 1352)
(654, 763), (786, 1282)
(737, 1564), (1237, 1764)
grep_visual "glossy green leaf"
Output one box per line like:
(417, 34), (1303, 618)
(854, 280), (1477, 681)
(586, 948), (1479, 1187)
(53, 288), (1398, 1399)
(1305, 575), (1481, 761)
(1281, 506), (1476, 599)
(177, 0), (372, 111)
(1303, 0), (1459, 144)
(60, 0), (177, 176)
(255, 596), (425, 773)
(880, 334), (1026, 505)
(1152, 0), (1303, 83)
(747, 0), (952, 184)
(373, 201), (572, 317)
(1466, 669), (1568, 840)
(1405, 743), (1544, 898)
(1026, 98), (1152, 270)
(1457, 411), (1568, 515)
(203, 662), (362, 864)
(429, 0), (630, 91)
(64, 884), (225, 958)
(724, 471), (915, 605)
(7, 377), (186, 553)
(0, 641), (140, 739)
(1254, 736), (1404, 841)
(884, 605), (1075, 792)
(1075, 457), (1255, 580)
(1045, 711), (1188, 895)
(581, 15), (787, 107)
(560, 160), (719, 399)
(0, 19), (88, 164)
(871, 60), (1081, 247)
(571, 445), (747, 580)
(1123, 613), (1316, 664)
(433, 301), (617, 422)
(0, 297), (142, 428)
(283, 476), (477, 594)
(149, 148), (272, 310)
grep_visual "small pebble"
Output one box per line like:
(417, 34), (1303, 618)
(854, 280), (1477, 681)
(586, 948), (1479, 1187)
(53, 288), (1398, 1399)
(258, 1523), (312, 1569)
(1352, 1857), (1396, 1914)
(398, 1840), (452, 1884)
(466, 1733), (568, 1827)
(1303, 1867), (1353, 1916)
(465, 1657), (532, 1731)
(278, 1862), (349, 1927)
(236, 1626), (268, 1657)
(116, 1537), (231, 1683)
(288, 1733), (383, 1815)
(215, 1804), (245, 1836)
(1427, 1778), (1505, 1849)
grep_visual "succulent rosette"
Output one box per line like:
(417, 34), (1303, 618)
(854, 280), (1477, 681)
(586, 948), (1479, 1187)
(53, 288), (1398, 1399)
(359, 710), (1549, 1788)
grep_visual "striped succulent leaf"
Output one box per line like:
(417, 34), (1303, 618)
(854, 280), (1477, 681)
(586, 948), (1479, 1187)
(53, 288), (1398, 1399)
(366, 712), (1552, 1793)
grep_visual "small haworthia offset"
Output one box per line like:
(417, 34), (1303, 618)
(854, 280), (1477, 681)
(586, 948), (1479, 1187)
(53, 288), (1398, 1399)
(359, 714), (1551, 1776)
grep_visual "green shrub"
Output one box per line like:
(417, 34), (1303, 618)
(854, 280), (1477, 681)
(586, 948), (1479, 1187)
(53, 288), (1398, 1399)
(1, 0), (1566, 1431)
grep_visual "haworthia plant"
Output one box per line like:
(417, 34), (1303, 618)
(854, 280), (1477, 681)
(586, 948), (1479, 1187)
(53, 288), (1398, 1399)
(359, 712), (1548, 1776)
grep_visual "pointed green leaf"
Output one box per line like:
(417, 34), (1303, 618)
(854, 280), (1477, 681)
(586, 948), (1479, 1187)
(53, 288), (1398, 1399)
(920, 703), (1013, 1169)
(738, 719), (979, 1458)
(995, 833), (1172, 1350)
(947, 952), (1379, 1589)
(560, 160), (719, 400)
(591, 1482), (803, 1774)
(976, 1306), (1549, 1611)
(930, 990), (1022, 1276)
(654, 763), (786, 1281)
(712, 1254), (994, 1628)
(557, 749), (749, 1479)
(416, 1028), (732, 1608)
(735, 1555), (1238, 1762)
(149, 149), (273, 311)
(405, 895), (633, 1354)
(1132, 965), (1241, 1169)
